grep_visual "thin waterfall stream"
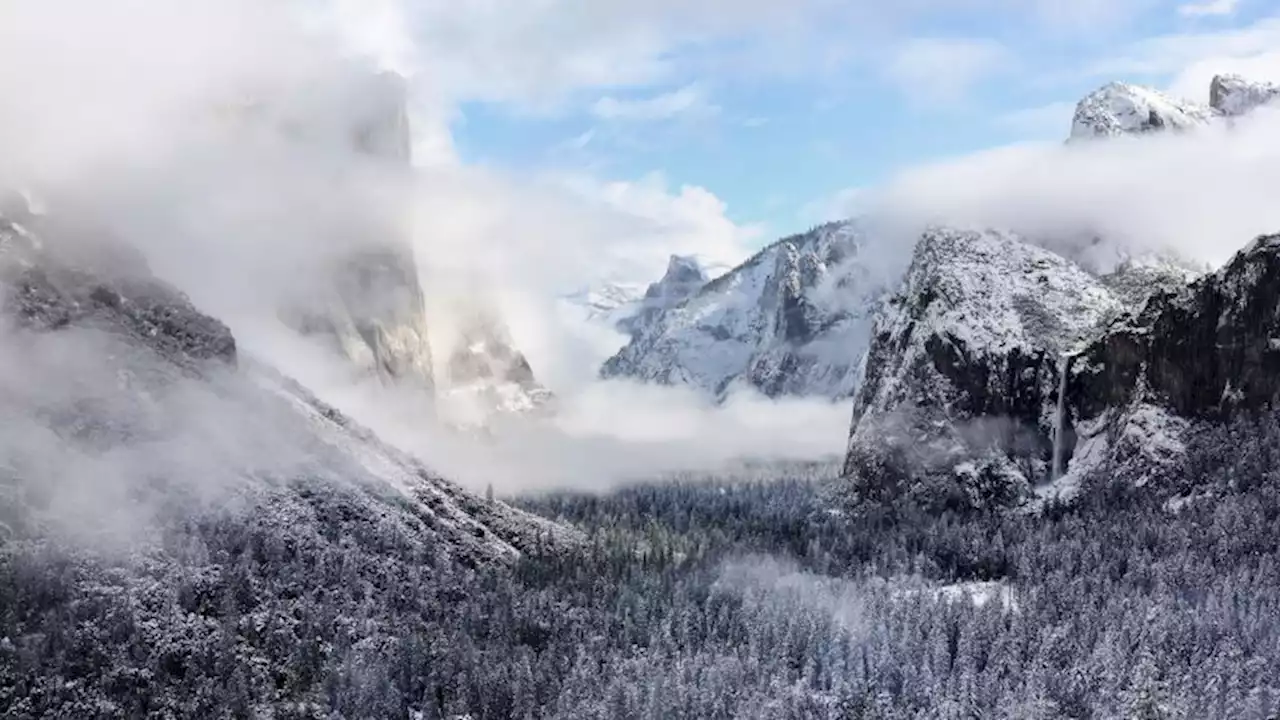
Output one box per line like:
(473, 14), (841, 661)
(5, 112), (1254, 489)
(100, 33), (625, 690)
(1051, 354), (1070, 482)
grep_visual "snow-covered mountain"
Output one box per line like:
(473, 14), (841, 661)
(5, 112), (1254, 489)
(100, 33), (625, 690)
(438, 305), (554, 427)
(839, 73), (1279, 513)
(1070, 73), (1280, 141)
(617, 254), (711, 336)
(1069, 81), (1215, 140)
(600, 221), (888, 399)
(563, 254), (713, 340)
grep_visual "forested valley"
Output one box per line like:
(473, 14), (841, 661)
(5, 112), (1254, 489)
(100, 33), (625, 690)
(5, 414), (1280, 719)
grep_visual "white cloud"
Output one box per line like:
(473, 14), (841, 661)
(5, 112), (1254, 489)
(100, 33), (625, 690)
(1178, 0), (1239, 18)
(877, 107), (1280, 272)
(1089, 16), (1280, 80)
(401, 168), (762, 390)
(591, 84), (718, 122)
(886, 37), (1009, 104)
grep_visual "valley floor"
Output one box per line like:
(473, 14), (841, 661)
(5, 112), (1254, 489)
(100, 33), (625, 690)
(4, 427), (1280, 719)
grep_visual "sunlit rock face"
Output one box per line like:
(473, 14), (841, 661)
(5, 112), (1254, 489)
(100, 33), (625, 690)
(602, 220), (888, 401)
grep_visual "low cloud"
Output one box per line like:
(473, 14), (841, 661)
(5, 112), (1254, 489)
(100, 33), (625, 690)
(0, 0), (850, 505)
(876, 105), (1280, 270)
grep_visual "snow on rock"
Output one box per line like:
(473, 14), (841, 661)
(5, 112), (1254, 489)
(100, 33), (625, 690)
(616, 254), (711, 336)
(601, 220), (888, 400)
(841, 227), (1122, 512)
(1210, 74), (1280, 117)
(1069, 82), (1215, 141)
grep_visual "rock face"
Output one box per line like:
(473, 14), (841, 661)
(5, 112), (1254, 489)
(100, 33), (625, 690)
(1058, 234), (1280, 491)
(277, 71), (437, 395)
(1069, 82), (1215, 141)
(840, 227), (1122, 512)
(616, 254), (710, 337)
(1210, 74), (1280, 117)
(601, 221), (886, 399)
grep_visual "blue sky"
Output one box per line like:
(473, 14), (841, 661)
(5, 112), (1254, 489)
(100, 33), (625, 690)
(323, 0), (1280, 279)
(428, 0), (1277, 237)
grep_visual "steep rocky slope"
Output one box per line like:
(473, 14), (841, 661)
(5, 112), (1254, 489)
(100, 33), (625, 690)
(840, 227), (1122, 512)
(601, 221), (887, 399)
(261, 69), (550, 421)
(1054, 234), (1280, 496)
(271, 71), (438, 396)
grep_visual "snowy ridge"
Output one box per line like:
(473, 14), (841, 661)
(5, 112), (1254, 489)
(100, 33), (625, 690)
(1070, 73), (1279, 142)
(601, 220), (887, 399)
(1069, 82), (1214, 141)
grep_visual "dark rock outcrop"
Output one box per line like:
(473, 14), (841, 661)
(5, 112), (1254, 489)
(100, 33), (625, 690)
(1052, 235), (1280, 490)
(840, 227), (1120, 513)
(1, 209), (236, 371)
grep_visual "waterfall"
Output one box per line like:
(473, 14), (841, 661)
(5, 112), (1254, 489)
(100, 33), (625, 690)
(1051, 354), (1070, 482)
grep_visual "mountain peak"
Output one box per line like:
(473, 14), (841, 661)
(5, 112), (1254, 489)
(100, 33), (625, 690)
(1209, 73), (1280, 117)
(647, 254), (709, 300)
(1069, 81), (1213, 141)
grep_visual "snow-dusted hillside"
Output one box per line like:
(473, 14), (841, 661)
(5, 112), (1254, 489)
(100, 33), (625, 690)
(600, 221), (888, 399)
(0, 201), (576, 564)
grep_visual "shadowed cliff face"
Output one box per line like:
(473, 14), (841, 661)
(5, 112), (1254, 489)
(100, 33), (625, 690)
(840, 227), (1120, 514)
(841, 229), (1280, 515)
(1070, 234), (1280, 425)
